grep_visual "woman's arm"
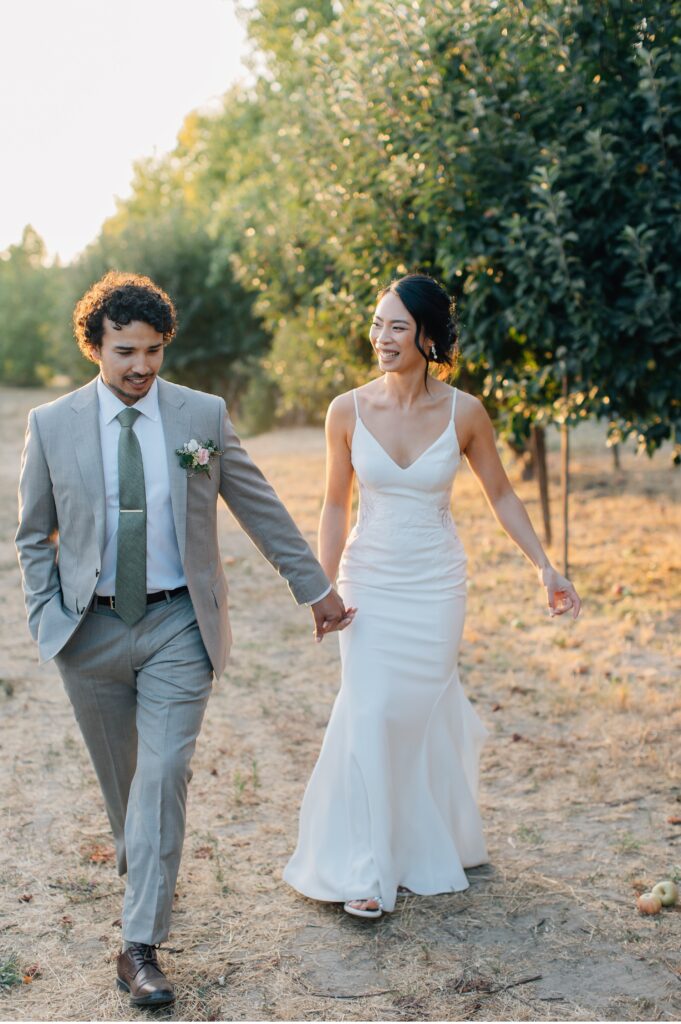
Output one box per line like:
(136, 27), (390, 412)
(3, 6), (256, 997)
(460, 395), (581, 618)
(318, 394), (356, 583)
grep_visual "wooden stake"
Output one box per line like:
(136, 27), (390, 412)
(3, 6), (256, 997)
(532, 425), (551, 546)
(561, 374), (570, 577)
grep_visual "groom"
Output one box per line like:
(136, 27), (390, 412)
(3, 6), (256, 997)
(15, 271), (352, 1007)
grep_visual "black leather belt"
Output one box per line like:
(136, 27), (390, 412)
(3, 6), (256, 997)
(94, 586), (188, 610)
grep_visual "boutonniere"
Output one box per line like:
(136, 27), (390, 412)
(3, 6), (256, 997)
(175, 438), (223, 478)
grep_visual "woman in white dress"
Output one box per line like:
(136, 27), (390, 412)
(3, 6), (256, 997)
(284, 273), (581, 918)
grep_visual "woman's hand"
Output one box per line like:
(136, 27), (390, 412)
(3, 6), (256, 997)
(539, 565), (582, 619)
(310, 589), (357, 642)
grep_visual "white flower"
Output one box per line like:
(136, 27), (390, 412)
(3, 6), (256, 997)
(186, 439), (200, 453)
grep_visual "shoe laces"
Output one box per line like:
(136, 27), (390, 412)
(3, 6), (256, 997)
(128, 943), (160, 969)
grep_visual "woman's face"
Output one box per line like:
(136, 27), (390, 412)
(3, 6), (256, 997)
(369, 290), (424, 374)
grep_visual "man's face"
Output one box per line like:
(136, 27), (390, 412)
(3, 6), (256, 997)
(94, 318), (165, 405)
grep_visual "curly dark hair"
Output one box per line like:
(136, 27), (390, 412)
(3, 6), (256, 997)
(73, 271), (177, 363)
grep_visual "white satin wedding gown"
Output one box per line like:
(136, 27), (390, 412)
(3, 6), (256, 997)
(284, 387), (488, 912)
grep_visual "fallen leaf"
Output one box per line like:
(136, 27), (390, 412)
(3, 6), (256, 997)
(491, 703), (502, 712)
(667, 816), (681, 825)
(18, 893), (33, 903)
(194, 845), (214, 859)
(83, 843), (115, 864)
(512, 733), (523, 742)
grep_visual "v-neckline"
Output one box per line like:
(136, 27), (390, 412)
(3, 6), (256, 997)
(353, 390), (457, 471)
(357, 417), (453, 471)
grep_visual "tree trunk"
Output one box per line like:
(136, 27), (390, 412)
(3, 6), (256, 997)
(612, 443), (621, 471)
(561, 375), (570, 578)
(506, 438), (535, 480)
(531, 425), (551, 546)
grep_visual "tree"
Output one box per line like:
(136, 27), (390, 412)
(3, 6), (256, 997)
(0, 226), (63, 386)
(58, 128), (270, 403)
(213, 0), (680, 456)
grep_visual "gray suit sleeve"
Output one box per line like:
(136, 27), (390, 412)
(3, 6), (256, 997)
(216, 401), (330, 605)
(15, 410), (61, 640)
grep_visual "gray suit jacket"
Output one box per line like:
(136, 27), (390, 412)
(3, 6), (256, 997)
(15, 376), (329, 677)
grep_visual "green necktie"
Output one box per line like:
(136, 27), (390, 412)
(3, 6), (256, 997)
(115, 408), (147, 626)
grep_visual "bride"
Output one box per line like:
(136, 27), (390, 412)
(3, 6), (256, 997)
(284, 273), (581, 918)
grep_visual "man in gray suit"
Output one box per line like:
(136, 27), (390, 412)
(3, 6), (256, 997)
(15, 271), (353, 1006)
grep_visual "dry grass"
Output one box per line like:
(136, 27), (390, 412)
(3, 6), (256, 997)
(0, 385), (679, 1022)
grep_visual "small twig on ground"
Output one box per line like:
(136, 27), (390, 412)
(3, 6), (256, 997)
(602, 788), (679, 807)
(603, 794), (648, 806)
(660, 959), (681, 984)
(490, 973), (542, 994)
(537, 874), (579, 900)
(299, 988), (395, 1000)
(68, 890), (119, 905)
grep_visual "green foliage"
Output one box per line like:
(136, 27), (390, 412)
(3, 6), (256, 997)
(236, 360), (280, 435)
(0, 952), (22, 990)
(264, 291), (372, 423)
(215, 0), (681, 452)
(2, 0), (679, 457)
(0, 227), (64, 386)
(236, 0), (339, 65)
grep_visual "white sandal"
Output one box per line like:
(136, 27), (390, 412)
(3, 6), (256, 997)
(343, 897), (383, 919)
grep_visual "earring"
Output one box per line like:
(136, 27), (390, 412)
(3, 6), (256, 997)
(431, 345), (437, 360)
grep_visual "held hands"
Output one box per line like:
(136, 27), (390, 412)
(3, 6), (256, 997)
(540, 565), (582, 619)
(310, 589), (357, 642)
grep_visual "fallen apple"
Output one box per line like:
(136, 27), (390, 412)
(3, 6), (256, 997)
(651, 880), (678, 907)
(636, 892), (662, 915)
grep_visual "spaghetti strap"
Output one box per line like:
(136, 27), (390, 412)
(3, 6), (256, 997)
(451, 387), (458, 420)
(352, 389), (360, 420)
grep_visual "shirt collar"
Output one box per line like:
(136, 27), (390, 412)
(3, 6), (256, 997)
(97, 376), (160, 424)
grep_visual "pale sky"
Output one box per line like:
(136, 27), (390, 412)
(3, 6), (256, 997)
(0, 0), (249, 263)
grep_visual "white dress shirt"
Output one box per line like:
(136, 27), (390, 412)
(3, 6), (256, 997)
(96, 377), (185, 596)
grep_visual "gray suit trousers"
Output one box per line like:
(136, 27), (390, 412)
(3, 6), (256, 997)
(55, 591), (213, 945)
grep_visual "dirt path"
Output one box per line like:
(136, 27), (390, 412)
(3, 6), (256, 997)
(1, 385), (680, 1022)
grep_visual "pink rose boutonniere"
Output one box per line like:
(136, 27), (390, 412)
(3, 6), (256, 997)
(175, 438), (223, 478)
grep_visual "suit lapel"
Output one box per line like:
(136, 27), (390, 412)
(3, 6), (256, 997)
(158, 378), (190, 563)
(69, 379), (106, 554)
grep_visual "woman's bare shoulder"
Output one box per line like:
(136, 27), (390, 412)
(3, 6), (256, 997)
(326, 390), (357, 433)
(453, 386), (485, 414)
(452, 387), (490, 451)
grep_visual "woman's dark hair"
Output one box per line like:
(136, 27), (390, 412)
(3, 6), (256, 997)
(379, 272), (458, 384)
(73, 271), (177, 363)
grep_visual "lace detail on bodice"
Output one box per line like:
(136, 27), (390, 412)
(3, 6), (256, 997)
(357, 480), (454, 532)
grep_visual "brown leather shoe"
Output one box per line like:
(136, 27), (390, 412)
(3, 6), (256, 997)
(116, 944), (175, 1007)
